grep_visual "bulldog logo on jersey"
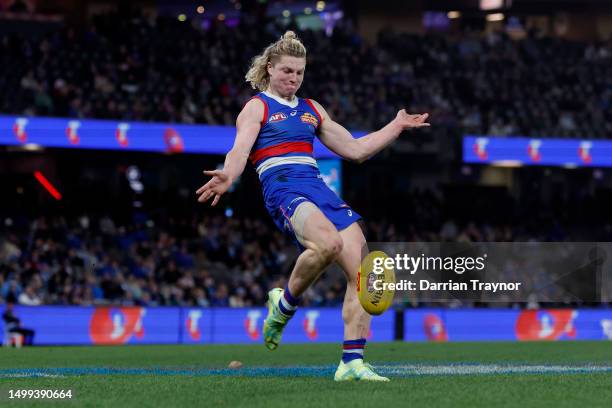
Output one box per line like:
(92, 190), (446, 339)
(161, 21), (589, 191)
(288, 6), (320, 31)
(269, 112), (288, 123)
(300, 112), (319, 127)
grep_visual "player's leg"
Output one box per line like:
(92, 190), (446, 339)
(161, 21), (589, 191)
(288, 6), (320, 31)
(333, 222), (389, 381)
(337, 222), (371, 340)
(263, 201), (343, 350)
(288, 201), (344, 296)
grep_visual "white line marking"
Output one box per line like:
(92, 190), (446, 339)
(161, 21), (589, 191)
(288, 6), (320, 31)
(379, 364), (612, 376)
(0, 373), (65, 378)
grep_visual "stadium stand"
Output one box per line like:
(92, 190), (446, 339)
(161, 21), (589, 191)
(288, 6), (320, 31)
(0, 12), (610, 137)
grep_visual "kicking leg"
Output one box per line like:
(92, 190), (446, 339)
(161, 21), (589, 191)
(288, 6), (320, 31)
(333, 222), (389, 381)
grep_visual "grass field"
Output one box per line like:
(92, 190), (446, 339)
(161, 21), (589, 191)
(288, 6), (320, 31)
(1, 341), (611, 407)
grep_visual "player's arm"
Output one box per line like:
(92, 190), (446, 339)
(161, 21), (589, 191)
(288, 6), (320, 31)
(196, 98), (264, 206)
(310, 100), (429, 163)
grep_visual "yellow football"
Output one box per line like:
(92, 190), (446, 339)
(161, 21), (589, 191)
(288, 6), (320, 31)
(357, 250), (396, 315)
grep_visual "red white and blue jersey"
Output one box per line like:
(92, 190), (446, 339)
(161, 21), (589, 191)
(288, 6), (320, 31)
(248, 91), (324, 185)
(248, 91), (361, 249)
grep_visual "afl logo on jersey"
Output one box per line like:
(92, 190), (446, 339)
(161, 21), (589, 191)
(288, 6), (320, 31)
(269, 112), (288, 123)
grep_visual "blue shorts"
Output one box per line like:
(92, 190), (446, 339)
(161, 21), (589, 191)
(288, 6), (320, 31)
(263, 177), (362, 249)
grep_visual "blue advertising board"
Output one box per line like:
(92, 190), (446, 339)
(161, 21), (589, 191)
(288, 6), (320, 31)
(0, 115), (366, 158)
(0, 306), (180, 345)
(2, 306), (609, 345)
(404, 308), (612, 342)
(0, 306), (393, 345)
(464, 136), (612, 168)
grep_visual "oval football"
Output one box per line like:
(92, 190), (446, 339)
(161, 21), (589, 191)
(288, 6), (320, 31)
(357, 250), (396, 316)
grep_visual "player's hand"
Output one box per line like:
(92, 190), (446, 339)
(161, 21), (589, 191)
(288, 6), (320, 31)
(196, 169), (232, 206)
(395, 110), (430, 130)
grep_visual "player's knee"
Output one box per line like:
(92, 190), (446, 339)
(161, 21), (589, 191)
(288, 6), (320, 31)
(316, 234), (343, 264)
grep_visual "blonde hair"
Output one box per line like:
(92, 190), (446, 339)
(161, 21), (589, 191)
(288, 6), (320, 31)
(245, 31), (307, 91)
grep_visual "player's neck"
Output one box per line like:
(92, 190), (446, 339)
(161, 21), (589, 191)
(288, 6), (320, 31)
(265, 87), (296, 103)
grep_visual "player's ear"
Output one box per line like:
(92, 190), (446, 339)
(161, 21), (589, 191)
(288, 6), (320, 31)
(267, 61), (273, 76)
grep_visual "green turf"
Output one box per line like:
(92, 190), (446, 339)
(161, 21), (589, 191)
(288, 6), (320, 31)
(0, 342), (611, 407)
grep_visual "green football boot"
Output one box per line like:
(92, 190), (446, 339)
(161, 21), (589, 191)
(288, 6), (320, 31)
(263, 288), (291, 350)
(334, 360), (390, 382)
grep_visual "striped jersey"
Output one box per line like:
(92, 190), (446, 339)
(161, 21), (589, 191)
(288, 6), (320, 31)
(248, 91), (324, 185)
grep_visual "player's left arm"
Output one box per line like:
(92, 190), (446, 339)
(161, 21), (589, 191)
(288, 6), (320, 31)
(310, 100), (429, 163)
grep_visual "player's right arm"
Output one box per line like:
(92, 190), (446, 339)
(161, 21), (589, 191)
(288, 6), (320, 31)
(196, 98), (264, 206)
(310, 100), (429, 163)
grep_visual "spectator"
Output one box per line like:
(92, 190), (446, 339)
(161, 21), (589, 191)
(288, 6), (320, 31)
(2, 301), (36, 346)
(18, 285), (42, 306)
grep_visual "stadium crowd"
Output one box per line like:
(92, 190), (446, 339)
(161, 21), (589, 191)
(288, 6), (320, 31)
(1, 199), (610, 308)
(0, 11), (611, 138)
